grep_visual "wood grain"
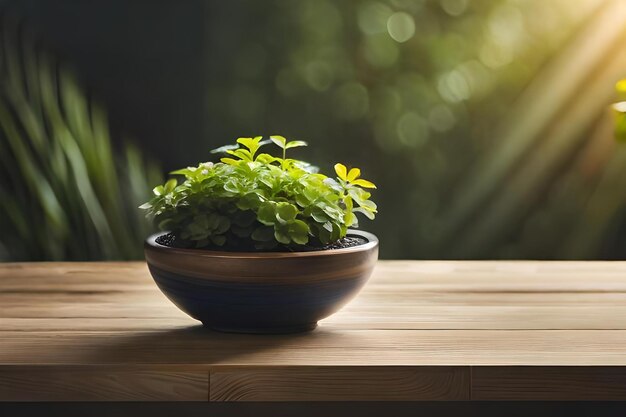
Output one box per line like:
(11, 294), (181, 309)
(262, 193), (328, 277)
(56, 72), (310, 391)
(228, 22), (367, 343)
(2, 261), (626, 401)
(3, 329), (626, 366)
(0, 368), (207, 401)
(473, 367), (626, 400)
(210, 367), (468, 401)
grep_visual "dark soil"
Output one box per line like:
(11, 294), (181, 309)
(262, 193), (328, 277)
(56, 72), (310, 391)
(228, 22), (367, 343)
(155, 232), (367, 252)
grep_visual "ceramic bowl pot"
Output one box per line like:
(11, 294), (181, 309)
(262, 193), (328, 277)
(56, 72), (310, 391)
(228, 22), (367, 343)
(144, 230), (379, 334)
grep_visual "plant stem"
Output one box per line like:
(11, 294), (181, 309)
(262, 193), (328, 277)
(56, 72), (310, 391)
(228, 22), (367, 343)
(282, 147), (286, 170)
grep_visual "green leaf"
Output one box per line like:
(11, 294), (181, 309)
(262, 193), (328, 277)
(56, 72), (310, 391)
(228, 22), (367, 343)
(138, 202), (152, 210)
(236, 136), (264, 159)
(292, 160), (319, 173)
(323, 177), (343, 193)
(257, 202), (277, 225)
(288, 219), (309, 244)
(170, 167), (196, 176)
(211, 235), (226, 246)
(226, 148), (253, 161)
(344, 211), (357, 227)
(220, 157), (240, 166)
(310, 207), (329, 223)
(353, 207), (376, 220)
(358, 199), (377, 210)
(285, 140), (308, 149)
(214, 215), (231, 234)
(274, 226), (291, 244)
(236, 193), (262, 210)
(232, 209), (257, 227)
(251, 225), (274, 241)
(223, 180), (241, 194)
(348, 187), (371, 202)
(256, 153), (277, 164)
(316, 223), (332, 244)
(330, 222), (343, 241)
(270, 135), (287, 149)
(276, 202), (297, 223)
(152, 185), (165, 196)
(295, 193), (310, 207)
(164, 179), (177, 193)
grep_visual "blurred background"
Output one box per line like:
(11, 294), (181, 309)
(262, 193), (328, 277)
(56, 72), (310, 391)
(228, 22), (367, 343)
(1, 0), (626, 261)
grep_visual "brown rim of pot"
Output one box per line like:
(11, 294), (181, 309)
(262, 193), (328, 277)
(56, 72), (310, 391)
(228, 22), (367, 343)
(145, 229), (378, 259)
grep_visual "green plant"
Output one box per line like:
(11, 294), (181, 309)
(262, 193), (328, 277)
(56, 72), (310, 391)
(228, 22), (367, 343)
(615, 79), (626, 142)
(0, 16), (161, 261)
(141, 136), (377, 250)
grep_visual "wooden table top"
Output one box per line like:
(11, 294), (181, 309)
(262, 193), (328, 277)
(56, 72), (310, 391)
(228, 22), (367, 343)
(2, 261), (626, 401)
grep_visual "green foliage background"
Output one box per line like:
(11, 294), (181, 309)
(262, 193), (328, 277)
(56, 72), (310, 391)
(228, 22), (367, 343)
(202, 0), (626, 259)
(0, 16), (161, 261)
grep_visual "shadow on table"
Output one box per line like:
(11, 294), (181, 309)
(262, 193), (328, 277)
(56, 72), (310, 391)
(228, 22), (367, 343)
(88, 324), (343, 366)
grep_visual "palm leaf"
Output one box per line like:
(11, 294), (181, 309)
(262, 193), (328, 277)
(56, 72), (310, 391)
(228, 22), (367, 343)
(0, 14), (161, 261)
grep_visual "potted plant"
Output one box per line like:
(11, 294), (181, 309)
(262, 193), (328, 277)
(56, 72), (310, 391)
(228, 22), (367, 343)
(141, 136), (379, 333)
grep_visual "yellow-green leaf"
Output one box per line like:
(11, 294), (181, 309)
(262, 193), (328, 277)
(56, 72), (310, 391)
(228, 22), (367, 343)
(270, 135), (287, 149)
(164, 179), (177, 193)
(347, 167), (361, 182)
(285, 140), (307, 149)
(334, 163), (347, 180)
(220, 157), (240, 165)
(351, 178), (376, 188)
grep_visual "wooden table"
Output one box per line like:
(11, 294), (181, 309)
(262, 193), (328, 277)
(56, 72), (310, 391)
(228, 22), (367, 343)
(2, 261), (626, 402)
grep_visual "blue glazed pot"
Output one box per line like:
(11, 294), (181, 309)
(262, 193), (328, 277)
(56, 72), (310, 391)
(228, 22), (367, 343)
(144, 230), (379, 334)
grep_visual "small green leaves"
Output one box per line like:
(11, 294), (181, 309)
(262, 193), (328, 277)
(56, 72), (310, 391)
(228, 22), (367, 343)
(140, 135), (377, 249)
(152, 185), (165, 196)
(236, 136), (264, 160)
(152, 179), (177, 196)
(164, 179), (177, 193)
(251, 226), (274, 242)
(286, 140), (307, 149)
(270, 135), (307, 150)
(276, 202), (298, 222)
(257, 202), (277, 225)
(220, 157), (240, 166)
(269, 135), (287, 149)
(287, 219), (309, 244)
